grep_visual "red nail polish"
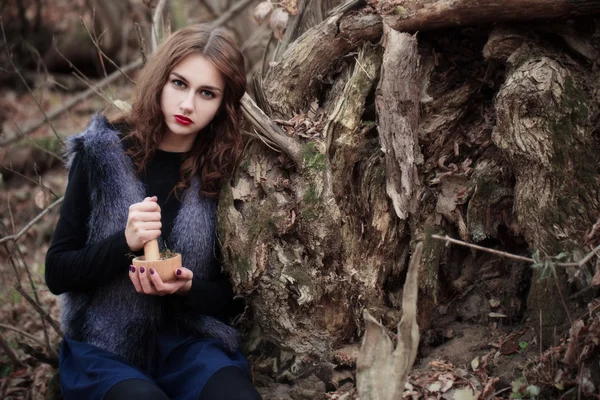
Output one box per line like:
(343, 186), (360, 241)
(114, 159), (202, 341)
(176, 269), (182, 276)
(150, 268), (155, 275)
(140, 267), (145, 273)
(130, 266), (136, 273)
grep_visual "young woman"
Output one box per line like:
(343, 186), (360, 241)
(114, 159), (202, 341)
(45, 25), (261, 400)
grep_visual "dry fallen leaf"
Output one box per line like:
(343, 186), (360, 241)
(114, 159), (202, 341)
(270, 7), (289, 40)
(34, 189), (49, 209)
(445, 387), (477, 400)
(253, 1), (273, 25)
(470, 357), (479, 371)
(279, 0), (298, 15)
(113, 99), (131, 112)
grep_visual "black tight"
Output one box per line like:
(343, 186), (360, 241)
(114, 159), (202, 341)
(199, 366), (261, 400)
(103, 367), (261, 400)
(104, 379), (169, 400)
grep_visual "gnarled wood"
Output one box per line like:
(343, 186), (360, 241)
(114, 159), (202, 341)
(384, 0), (600, 32)
(265, 12), (382, 117)
(492, 41), (600, 344)
(376, 26), (422, 220)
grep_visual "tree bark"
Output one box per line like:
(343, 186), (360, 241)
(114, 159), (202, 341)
(375, 26), (421, 220)
(492, 40), (599, 344)
(265, 12), (382, 117)
(384, 0), (600, 32)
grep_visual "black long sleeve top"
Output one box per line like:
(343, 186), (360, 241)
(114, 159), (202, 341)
(45, 149), (234, 321)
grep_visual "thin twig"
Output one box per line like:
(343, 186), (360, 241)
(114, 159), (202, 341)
(240, 22), (270, 53)
(0, 333), (24, 368)
(431, 234), (533, 263)
(2, 162), (60, 200)
(13, 244), (56, 357)
(80, 18), (136, 84)
(70, 70), (113, 104)
(0, 58), (144, 146)
(539, 309), (543, 357)
(431, 235), (600, 268)
(51, 39), (112, 106)
(7, 194), (15, 234)
(0, 19), (63, 145)
(207, 0), (255, 29)
(247, 129), (282, 153)
(552, 266), (573, 325)
(0, 197), (64, 245)
(12, 118), (66, 165)
(241, 129), (278, 149)
(488, 387), (511, 399)
(152, 0), (168, 51)
(13, 280), (63, 337)
(89, 7), (108, 79)
(134, 23), (147, 65)
(261, 32), (274, 78)
(0, 323), (49, 349)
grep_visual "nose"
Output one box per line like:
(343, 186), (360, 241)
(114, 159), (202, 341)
(179, 90), (194, 113)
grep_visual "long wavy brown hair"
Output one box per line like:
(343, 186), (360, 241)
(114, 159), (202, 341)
(111, 24), (246, 198)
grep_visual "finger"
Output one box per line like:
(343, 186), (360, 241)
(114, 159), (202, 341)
(148, 268), (167, 293)
(129, 265), (143, 293)
(131, 211), (161, 223)
(138, 221), (162, 231)
(149, 269), (187, 295)
(141, 230), (162, 243)
(134, 201), (162, 213)
(158, 279), (190, 295)
(144, 196), (158, 202)
(174, 267), (193, 281)
(138, 266), (154, 294)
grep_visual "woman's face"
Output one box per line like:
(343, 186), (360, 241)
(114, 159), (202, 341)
(159, 53), (225, 152)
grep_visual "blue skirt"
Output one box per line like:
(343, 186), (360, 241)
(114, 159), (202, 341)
(59, 333), (250, 400)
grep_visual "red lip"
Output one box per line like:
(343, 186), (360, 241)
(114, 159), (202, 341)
(174, 115), (193, 125)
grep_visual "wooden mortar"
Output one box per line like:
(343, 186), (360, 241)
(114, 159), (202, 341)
(132, 239), (181, 282)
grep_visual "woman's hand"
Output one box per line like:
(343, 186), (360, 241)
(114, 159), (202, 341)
(125, 196), (162, 252)
(129, 265), (193, 296)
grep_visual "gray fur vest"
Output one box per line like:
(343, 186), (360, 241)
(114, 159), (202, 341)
(60, 114), (239, 369)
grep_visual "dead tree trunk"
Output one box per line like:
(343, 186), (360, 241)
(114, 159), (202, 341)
(491, 39), (600, 346)
(218, 3), (600, 398)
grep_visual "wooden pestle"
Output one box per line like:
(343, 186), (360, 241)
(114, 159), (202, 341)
(144, 239), (161, 261)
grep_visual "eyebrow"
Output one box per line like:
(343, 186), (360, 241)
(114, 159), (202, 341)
(171, 72), (223, 93)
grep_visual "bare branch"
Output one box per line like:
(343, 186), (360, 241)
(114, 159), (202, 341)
(13, 280), (63, 337)
(80, 17), (136, 84)
(152, 0), (169, 51)
(0, 58), (144, 146)
(203, 0), (255, 29)
(0, 333), (24, 368)
(0, 197), (64, 245)
(13, 243), (56, 357)
(431, 234), (600, 268)
(0, 323), (49, 349)
(1, 162), (60, 199)
(240, 93), (304, 168)
(134, 23), (147, 65)
(0, 19), (63, 146)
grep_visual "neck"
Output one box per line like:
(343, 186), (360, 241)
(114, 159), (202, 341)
(159, 132), (196, 152)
